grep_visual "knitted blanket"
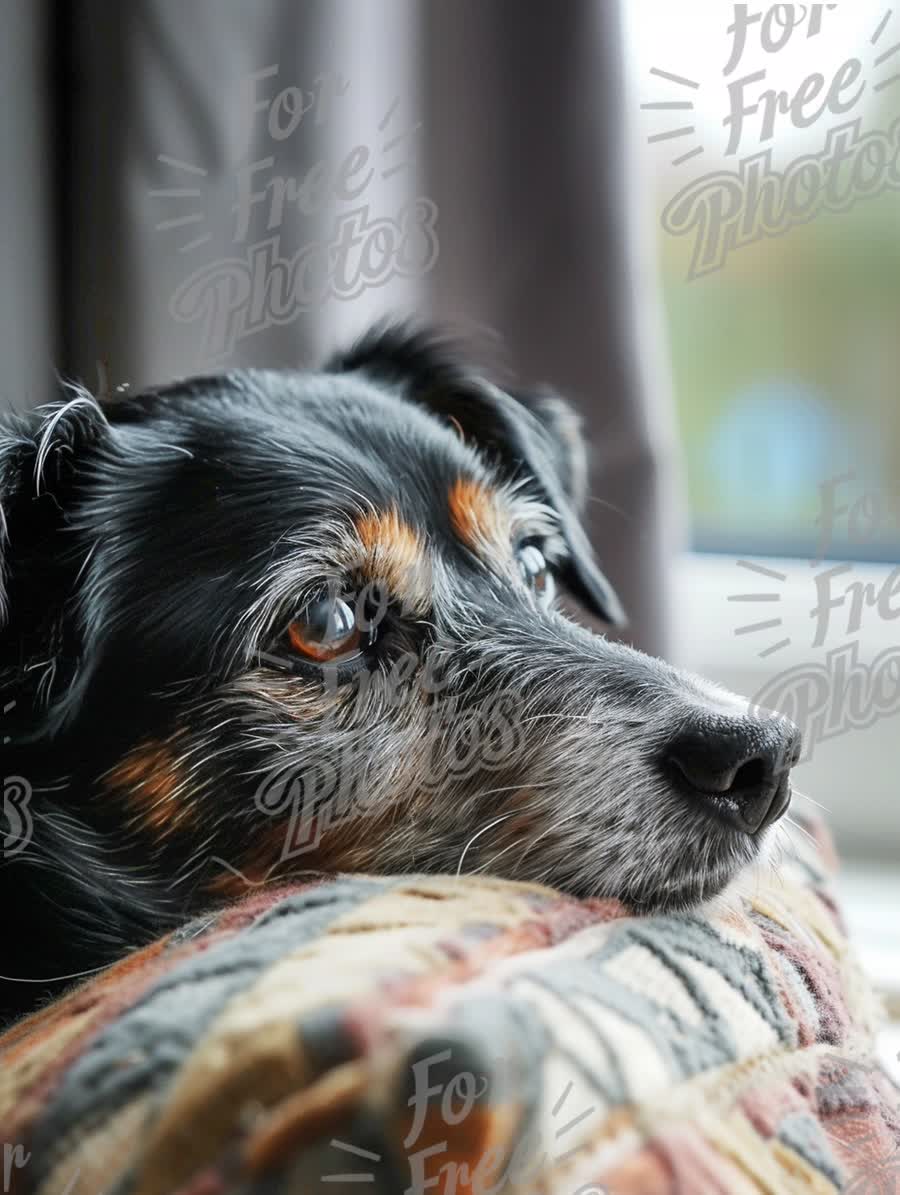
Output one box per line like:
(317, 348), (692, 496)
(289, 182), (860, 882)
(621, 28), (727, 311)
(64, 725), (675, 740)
(1, 813), (897, 1195)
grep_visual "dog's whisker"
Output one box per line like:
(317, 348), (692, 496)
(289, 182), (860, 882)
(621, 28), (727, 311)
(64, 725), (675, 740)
(455, 812), (519, 875)
(792, 788), (829, 812)
(783, 815), (818, 849)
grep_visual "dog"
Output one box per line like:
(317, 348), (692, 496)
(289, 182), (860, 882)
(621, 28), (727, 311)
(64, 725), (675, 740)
(0, 323), (800, 1022)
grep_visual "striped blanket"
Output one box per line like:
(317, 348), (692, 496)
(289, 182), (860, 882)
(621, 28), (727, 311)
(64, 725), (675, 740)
(1, 813), (897, 1195)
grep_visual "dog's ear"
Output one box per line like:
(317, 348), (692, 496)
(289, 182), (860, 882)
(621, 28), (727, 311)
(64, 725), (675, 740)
(328, 323), (625, 626)
(0, 391), (110, 714)
(505, 387), (590, 514)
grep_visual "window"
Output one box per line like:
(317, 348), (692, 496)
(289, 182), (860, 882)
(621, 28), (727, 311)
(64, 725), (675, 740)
(626, 4), (900, 886)
(626, 0), (900, 562)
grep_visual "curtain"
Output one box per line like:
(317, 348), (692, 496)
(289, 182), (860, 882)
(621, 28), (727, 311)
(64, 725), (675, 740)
(48, 0), (682, 655)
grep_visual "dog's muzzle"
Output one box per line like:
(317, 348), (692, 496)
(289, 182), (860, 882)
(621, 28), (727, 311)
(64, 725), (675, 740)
(662, 714), (802, 835)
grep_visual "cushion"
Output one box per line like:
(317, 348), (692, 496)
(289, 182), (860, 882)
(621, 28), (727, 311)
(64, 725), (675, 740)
(1, 812), (897, 1195)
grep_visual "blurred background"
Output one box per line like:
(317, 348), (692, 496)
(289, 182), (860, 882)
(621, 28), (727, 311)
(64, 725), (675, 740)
(626, 2), (900, 1064)
(1, 1), (897, 1059)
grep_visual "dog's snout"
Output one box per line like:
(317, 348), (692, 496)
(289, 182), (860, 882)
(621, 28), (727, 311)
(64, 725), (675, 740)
(664, 715), (801, 835)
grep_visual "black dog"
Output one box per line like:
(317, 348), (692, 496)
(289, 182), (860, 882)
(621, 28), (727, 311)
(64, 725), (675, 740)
(0, 324), (800, 1022)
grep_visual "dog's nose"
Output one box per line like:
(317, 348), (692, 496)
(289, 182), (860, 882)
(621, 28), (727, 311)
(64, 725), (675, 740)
(664, 715), (801, 835)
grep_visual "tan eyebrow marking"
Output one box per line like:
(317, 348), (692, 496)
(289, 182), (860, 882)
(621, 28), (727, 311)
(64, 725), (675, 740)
(354, 507), (430, 612)
(448, 477), (512, 557)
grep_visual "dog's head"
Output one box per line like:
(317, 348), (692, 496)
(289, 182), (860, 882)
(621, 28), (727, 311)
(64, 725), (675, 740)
(0, 325), (800, 925)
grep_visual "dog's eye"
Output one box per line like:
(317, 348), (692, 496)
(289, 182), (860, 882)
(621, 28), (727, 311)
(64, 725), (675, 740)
(516, 543), (555, 604)
(286, 597), (363, 662)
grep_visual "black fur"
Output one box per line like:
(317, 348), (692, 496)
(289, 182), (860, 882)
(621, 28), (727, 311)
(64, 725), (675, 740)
(0, 323), (797, 1024)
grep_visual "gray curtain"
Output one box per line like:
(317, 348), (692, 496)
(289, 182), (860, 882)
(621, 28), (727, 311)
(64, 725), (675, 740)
(0, 1), (55, 414)
(11, 0), (683, 657)
(423, 1), (683, 656)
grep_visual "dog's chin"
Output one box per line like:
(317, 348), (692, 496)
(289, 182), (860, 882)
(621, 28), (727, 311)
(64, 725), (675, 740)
(623, 870), (741, 915)
(558, 827), (767, 916)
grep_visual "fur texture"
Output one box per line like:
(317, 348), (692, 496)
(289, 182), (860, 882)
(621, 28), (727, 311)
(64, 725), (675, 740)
(0, 323), (799, 1022)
